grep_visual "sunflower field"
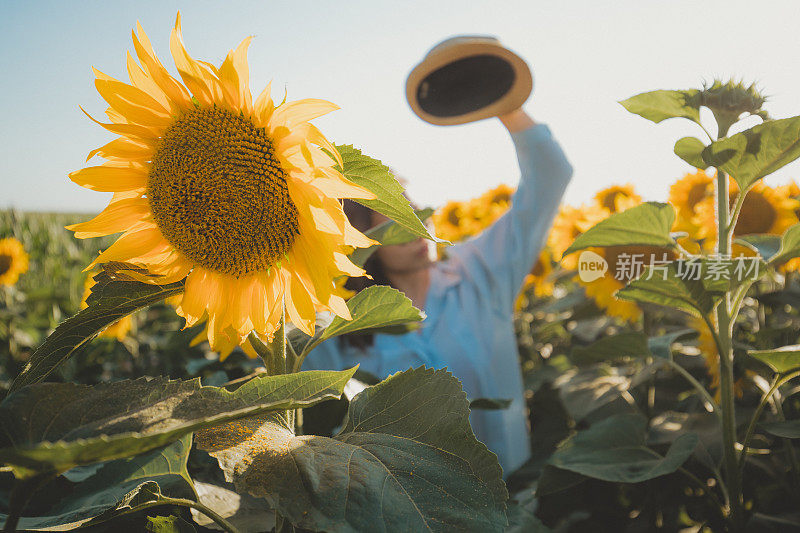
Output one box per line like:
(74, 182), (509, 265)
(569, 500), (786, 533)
(4, 12), (800, 533)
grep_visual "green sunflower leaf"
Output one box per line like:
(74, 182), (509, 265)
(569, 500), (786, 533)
(702, 116), (800, 189)
(469, 398), (513, 410)
(674, 136), (709, 169)
(619, 90), (701, 124)
(196, 367), (508, 533)
(547, 414), (698, 483)
(616, 262), (716, 317)
(0, 368), (355, 477)
(0, 436), (194, 531)
(9, 267), (185, 393)
(296, 285), (425, 361)
(748, 345), (800, 374)
(320, 285), (424, 340)
(571, 332), (650, 364)
(349, 207), (434, 267)
(735, 234), (782, 261)
(761, 420), (800, 439)
(146, 515), (197, 533)
(769, 223), (800, 266)
(334, 144), (440, 242)
(563, 202), (676, 256)
(647, 329), (697, 360)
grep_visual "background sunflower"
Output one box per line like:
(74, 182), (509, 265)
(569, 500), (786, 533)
(693, 178), (799, 248)
(593, 183), (641, 213)
(0, 237), (29, 287)
(669, 170), (715, 238)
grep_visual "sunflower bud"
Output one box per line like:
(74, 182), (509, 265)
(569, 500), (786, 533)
(696, 79), (767, 136)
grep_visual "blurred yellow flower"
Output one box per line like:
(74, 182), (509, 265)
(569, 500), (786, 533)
(515, 248), (555, 310)
(549, 203), (608, 270)
(693, 178), (798, 247)
(82, 272), (133, 341)
(579, 245), (676, 323)
(0, 237), (29, 287)
(66, 14), (376, 351)
(582, 274), (641, 322)
(689, 315), (747, 400)
(774, 180), (800, 272)
(433, 200), (467, 243)
(482, 183), (515, 206)
(594, 184), (641, 213)
(669, 170), (715, 238)
(433, 183), (516, 246)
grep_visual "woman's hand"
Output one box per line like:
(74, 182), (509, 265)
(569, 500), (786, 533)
(497, 108), (535, 132)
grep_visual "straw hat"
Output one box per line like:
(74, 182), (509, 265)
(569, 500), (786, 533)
(406, 35), (533, 126)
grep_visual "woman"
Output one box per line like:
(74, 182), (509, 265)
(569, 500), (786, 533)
(305, 108), (573, 475)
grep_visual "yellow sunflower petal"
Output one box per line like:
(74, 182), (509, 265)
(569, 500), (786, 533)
(94, 80), (172, 128)
(284, 271), (316, 336)
(69, 165), (148, 192)
(218, 36), (253, 113)
(271, 99), (339, 129)
(327, 293), (351, 320)
(253, 81), (275, 125)
(66, 197), (151, 238)
(178, 269), (210, 326)
(93, 68), (170, 114)
(169, 13), (215, 106)
(332, 251), (366, 277)
(87, 228), (168, 269)
(131, 24), (192, 109)
(80, 106), (159, 143)
(87, 138), (152, 162)
(311, 174), (376, 200)
(126, 51), (172, 111)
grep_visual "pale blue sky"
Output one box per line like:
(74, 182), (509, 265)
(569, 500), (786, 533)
(2, 0), (799, 213)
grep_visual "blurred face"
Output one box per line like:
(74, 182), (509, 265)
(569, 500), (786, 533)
(371, 211), (433, 275)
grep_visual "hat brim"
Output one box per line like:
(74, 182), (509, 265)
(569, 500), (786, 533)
(406, 39), (532, 126)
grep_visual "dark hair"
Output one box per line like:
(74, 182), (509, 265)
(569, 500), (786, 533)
(341, 199), (388, 348)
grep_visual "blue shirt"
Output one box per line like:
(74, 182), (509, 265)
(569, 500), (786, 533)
(305, 124), (573, 474)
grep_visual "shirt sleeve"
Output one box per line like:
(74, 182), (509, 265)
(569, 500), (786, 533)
(444, 124), (573, 311)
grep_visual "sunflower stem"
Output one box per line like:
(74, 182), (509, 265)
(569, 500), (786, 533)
(247, 312), (285, 376)
(642, 311), (656, 422)
(156, 497), (242, 533)
(726, 187), (750, 235)
(659, 357), (720, 420)
(739, 371), (800, 474)
(715, 164), (743, 527)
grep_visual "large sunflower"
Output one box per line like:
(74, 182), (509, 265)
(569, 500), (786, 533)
(67, 15), (377, 351)
(0, 237), (29, 286)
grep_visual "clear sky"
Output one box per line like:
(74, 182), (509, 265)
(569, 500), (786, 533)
(2, 0), (800, 213)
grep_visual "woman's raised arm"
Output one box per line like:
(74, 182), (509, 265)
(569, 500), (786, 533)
(444, 111), (573, 311)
